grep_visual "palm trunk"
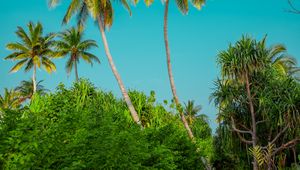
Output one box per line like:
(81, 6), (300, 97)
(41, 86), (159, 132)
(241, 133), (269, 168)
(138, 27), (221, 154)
(74, 59), (79, 81)
(164, 0), (194, 140)
(96, 16), (142, 127)
(32, 65), (37, 93)
(245, 73), (258, 170)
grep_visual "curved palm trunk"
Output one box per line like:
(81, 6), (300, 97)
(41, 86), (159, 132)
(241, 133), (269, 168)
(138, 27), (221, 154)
(96, 16), (142, 127)
(164, 0), (194, 140)
(245, 73), (258, 170)
(32, 65), (37, 93)
(74, 59), (79, 81)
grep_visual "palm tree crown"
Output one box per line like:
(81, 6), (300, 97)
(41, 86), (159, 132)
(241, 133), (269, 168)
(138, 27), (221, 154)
(184, 100), (202, 125)
(0, 88), (21, 115)
(48, 0), (131, 28)
(54, 27), (100, 81)
(4, 22), (56, 93)
(15, 80), (48, 103)
(5, 22), (56, 74)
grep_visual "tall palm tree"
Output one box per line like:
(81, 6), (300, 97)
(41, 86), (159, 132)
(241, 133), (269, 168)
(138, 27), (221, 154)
(5, 22), (56, 93)
(141, 0), (205, 138)
(184, 100), (202, 125)
(15, 79), (48, 103)
(161, 0), (205, 139)
(54, 27), (100, 81)
(48, 0), (142, 127)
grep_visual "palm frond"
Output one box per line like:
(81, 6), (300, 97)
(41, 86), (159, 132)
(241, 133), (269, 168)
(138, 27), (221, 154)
(191, 0), (205, 10)
(33, 55), (42, 68)
(175, 0), (189, 14)
(48, 0), (61, 8)
(24, 59), (34, 72)
(66, 57), (74, 75)
(42, 57), (57, 73)
(81, 51), (100, 64)
(6, 43), (29, 52)
(63, 0), (81, 24)
(16, 26), (32, 47)
(9, 59), (28, 73)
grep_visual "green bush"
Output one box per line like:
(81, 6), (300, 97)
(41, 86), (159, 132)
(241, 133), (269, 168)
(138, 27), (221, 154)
(0, 79), (211, 169)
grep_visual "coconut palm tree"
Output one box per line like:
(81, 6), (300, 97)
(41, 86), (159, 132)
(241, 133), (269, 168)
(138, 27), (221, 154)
(48, 0), (142, 127)
(5, 22), (56, 93)
(54, 27), (100, 81)
(184, 100), (202, 125)
(0, 88), (21, 117)
(141, 0), (205, 138)
(163, 0), (205, 139)
(15, 79), (48, 103)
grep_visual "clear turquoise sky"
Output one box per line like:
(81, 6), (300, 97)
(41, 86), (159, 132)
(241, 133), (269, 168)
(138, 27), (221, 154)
(1, 0), (300, 130)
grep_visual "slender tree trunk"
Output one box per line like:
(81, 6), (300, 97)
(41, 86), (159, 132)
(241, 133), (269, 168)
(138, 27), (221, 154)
(245, 73), (258, 170)
(74, 59), (79, 82)
(292, 147), (297, 164)
(32, 65), (37, 93)
(96, 16), (142, 127)
(164, 0), (194, 140)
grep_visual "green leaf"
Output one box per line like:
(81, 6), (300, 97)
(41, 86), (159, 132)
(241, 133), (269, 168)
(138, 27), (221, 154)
(33, 55), (41, 68)
(9, 59), (27, 73)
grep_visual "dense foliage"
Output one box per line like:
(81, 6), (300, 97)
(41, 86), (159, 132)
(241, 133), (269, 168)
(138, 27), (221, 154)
(0, 80), (212, 169)
(211, 37), (300, 169)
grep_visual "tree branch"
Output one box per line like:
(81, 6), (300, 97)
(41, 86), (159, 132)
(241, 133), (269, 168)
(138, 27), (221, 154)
(238, 122), (252, 131)
(270, 124), (289, 145)
(236, 132), (253, 144)
(273, 138), (300, 156)
(231, 117), (253, 135)
(256, 120), (267, 125)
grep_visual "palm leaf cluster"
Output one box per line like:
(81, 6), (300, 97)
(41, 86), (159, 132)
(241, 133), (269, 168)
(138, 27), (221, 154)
(0, 89), (21, 111)
(54, 27), (100, 81)
(184, 100), (202, 125)
(48, 0), (131, 29)
(5, 22), (56, 74)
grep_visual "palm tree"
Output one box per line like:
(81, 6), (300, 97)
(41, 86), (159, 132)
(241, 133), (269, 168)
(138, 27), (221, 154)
(15, 79), (48, 103)
(141, 0), (205, 138)
(48, 0), (142, 127)
(54, 27), (100, 81)
(183, 100), (202, 125)
(161, 0), (205, 139)
(5, 22), (56, 93)
(0, 88), (21, 117)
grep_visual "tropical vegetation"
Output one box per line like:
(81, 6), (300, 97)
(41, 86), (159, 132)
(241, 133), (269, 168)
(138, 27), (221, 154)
(0, 0), (299, 170)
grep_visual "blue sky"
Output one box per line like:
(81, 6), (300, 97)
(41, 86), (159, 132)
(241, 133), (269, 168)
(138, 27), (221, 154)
(1, 0), (300, 130)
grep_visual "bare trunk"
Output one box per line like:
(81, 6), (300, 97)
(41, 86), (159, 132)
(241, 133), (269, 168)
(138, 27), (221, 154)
(96, 16), (142, 127)
(32, 65), (37, 94)
(164, 0), (194, 140)
(245, 73), (258, 170)
(74, 57), (79, 82)
(292, 147), (297, 164)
